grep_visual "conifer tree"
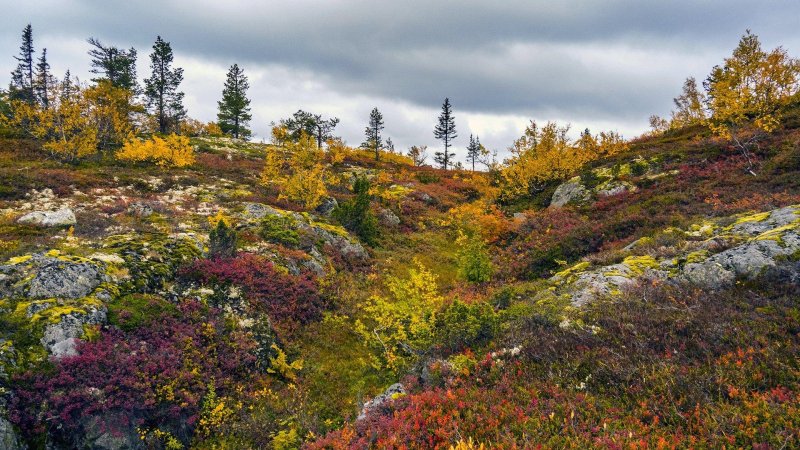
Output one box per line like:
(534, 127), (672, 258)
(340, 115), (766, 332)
(33, 48), (53, 109)
(217, 64), (252, 139)
(466, 134), (484, 171)
(144, 36), (185, 134)
(280, 110), (339, 148)
(362, 107), (384, 160)
(433, 97), (457, 170)
(10, 24), (35, 104)
(87, 37), (138, 92)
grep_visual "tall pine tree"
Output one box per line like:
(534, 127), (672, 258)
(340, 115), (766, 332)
(433, 97), (457, 170)
(217, 64), (252, 139)
(361, 107), (384, 160)
(144, 36), (185, 134)
(87, 37), (138, 92)
(10, 24), (35, 104)
(34, 48), (53, 109)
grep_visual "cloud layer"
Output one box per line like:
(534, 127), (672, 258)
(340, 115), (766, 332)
(2, 1), (799, 160)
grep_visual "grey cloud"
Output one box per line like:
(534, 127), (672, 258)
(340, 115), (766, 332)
(1, 0), (799, 158)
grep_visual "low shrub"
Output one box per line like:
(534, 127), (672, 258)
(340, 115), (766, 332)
(180, 253), (324, 326)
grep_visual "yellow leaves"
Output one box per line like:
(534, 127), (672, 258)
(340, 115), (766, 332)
(84, 80), (137, 148)
(268, 344), (304, 381)
(7, 85), (98, 161)
(261, 126), (328, 208)
(356, 259), (442, 373)
(449, 438), (487, 450)
(117, 134), (195, 167)
(196, 383), (238, 439)
(207, 210), (232, 227)
(706, 31), (800, 137)
(500, 121), (626, 202)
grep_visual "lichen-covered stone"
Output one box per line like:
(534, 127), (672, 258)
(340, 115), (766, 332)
(358, 383), (406, 420)
(0, 254), (106, 300)
(41, 304), (107, 357)
(17, 208), (76, 227)
(0, 416), (22, 450)
(596, 180), (636, 197)
(242, 202), (281, 220)
(315, 197), (338, 217)
(378, 208), (401, 227)
(28, 259), (105, 300)
(550, 177), (590, 208)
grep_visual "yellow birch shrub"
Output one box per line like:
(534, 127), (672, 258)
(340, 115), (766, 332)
(5, 82), (98, 161)
(500, 121), (629, 202)
(354, 259), (444, 373)
(117, 134), (195, 167)
(261, 126), (328, 208)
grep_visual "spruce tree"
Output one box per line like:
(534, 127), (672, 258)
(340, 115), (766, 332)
(33, 48), (53, 109)
(144, 36), (186, 134)
(362, 107), (384, 160)
(87, 37), (138, 91)
(433, 97), (457, 170)
(10, 24), (35, 104)
(217, 64), (252, 139)
(466, 134), (481, 171)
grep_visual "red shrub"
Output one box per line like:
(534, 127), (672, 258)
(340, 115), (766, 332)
(10, 300), (257, 443)
(180, 253), (325, 326)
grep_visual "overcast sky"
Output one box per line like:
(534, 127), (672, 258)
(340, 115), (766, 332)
(2, 1), (799, 161)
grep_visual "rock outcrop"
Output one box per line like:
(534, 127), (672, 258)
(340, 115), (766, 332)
(40, 305), (107, 357)
(0, 254), (106, 300)
(549, 205), (800, 305)
(0, 416), (22, 450)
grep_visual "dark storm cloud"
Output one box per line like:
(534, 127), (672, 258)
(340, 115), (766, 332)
(2, 0), (799, 153)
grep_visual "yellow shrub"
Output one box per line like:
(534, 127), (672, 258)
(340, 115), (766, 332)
(261, 127), (328, 208)
(117, 134), (195, 167)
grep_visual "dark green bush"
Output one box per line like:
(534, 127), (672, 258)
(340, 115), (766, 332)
(209, 220), (237, 258)
(333, 176), (378, 245)
(434, 300), (498, 354)
(259, 215), (300, 247)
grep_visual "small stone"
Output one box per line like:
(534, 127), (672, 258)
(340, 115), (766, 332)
(359, 383), (406, 420)
(315, 197), (339, 217)
(127, 202), (154, 217)
(378, 208), (401, 227)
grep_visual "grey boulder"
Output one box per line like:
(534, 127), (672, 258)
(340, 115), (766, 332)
(550, 178), (589, 208)
(41, 305), (107, 357)
(17, 208), (76, 227)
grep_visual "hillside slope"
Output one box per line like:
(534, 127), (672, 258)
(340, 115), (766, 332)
(0, 107), (799, 448)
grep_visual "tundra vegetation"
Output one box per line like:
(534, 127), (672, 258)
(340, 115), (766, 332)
(0, 27), (799, 449)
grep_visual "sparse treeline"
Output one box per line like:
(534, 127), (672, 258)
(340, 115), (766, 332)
(3, 26), (798, 178)
(0, 24), (240, 164)
(2, 25), (495, 170)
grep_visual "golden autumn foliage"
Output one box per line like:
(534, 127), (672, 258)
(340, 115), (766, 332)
(117, 134), (195, 167)
(5, 80), (97, 161)
(355, 259), (444, 372)
(4, 78), (139, 161)
(500, 121), (628, 201)
(83, 80), (138, 149)
(706, 31), (800, 139)
(261, 126), (328, 208)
